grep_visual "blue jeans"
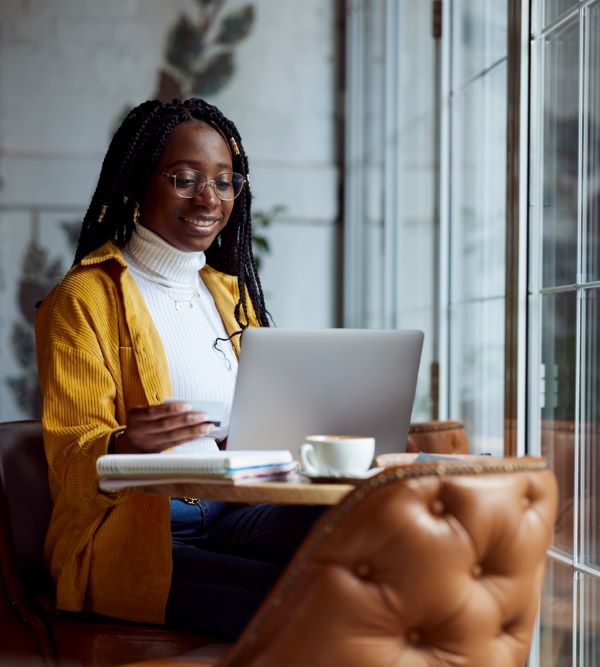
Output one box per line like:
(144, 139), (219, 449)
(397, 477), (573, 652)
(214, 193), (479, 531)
(166, 500), (324, 641)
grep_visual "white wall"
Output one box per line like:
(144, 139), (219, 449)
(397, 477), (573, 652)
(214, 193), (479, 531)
(0, 0), (339, 419)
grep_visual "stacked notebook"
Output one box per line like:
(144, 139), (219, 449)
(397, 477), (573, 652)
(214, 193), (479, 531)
(97, 449), (297, 493)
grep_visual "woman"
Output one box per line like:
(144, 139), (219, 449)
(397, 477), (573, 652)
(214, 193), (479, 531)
(35, 98), (322, 641)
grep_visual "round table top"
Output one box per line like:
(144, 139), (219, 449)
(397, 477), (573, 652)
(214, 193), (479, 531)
(135, 477), (356, 505)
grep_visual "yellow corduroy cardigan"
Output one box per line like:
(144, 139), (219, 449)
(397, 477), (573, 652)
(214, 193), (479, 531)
(35, 240), (259, 625)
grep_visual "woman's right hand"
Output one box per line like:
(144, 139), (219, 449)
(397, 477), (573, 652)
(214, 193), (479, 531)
(113, 401), (215, 454)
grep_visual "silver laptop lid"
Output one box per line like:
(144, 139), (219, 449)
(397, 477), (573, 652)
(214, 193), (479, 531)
(227, 328), (424, 458)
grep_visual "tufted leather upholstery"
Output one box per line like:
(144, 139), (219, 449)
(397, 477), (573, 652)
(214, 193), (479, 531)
(375, 420), (469, 468)
(406, 420), (469, 454)
(0, 420), (215, 667)
(121, 457), (558, 667)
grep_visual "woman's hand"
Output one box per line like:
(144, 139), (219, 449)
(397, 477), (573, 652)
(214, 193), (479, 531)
(113, 402), (215, 454)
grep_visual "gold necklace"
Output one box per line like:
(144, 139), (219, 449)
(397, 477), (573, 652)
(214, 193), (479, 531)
(156, 283), (202, 310)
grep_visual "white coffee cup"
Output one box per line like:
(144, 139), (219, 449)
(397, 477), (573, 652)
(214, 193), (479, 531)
(300, 435), (375, 476)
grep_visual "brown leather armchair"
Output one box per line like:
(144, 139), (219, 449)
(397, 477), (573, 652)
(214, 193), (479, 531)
(0, 420), (214, 667)
(121, 456), (558, 667)
(1, 420), (557, 667)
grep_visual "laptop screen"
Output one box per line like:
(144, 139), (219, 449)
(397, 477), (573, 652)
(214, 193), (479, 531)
(227, 328), (424, 459)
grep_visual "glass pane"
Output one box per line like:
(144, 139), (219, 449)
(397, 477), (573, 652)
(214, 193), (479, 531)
(541, 19), (580, 288)
(539, 558), (573, 667)
(360, 1), (385, 327)
(451, 0), (507, 90)
(450, 298), (504, 456)
(399, 0), (437, 118)
(582, 289), (600, 567)
(395, 0), (437, 419)
(363, 212), (385, 328)
(585, 2), (600, 282)
(581, 571), (600, 666)
(451, 63), (507, 302)
(396, 112), (436, 420)
(397, 307), (434, 421)
(544, 0), (579, 28)
(540, 292), (577, 555)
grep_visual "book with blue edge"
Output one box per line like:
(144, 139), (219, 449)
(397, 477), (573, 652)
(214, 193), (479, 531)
(97, 449), (297, 492)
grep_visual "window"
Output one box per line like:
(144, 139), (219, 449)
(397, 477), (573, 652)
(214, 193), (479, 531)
(344, 0), (438, 421)
(344, 0), (508, 451)
(345, 1), (600, 662)
(530, 1), (600, 664)
(445, 0), (508, 455)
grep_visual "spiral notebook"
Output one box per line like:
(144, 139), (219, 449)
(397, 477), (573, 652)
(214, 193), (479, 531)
(97, 449), (295, 492)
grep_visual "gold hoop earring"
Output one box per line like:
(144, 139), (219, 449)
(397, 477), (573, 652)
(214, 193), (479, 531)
(133, 202), (140, 225)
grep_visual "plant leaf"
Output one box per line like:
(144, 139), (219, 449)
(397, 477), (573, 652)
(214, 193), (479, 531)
(216, 6), (255, 45)
(253, 236), (270, 252)
(166, 15), (205, 77)
(155, 69), (183, 103)
(11, 321), (35, 368)
(192, 51), (234, 96)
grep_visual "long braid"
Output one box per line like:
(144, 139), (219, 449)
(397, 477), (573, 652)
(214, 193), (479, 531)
(73, 97), (269, 331)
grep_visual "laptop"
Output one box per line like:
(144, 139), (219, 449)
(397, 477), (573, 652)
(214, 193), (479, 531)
(227, 328), (424, 459)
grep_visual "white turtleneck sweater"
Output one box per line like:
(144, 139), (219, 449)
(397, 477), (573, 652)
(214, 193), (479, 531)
(123, 224), (238, 453)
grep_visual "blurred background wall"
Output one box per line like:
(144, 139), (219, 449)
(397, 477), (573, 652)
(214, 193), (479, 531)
(0, 0), (342, 420)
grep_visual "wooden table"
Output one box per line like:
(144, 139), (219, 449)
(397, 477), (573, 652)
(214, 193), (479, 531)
(131, 477), (356, 505)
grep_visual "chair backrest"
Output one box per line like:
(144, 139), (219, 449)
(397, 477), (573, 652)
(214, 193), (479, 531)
(0, 420), (52, 595)
(406, 420), (469, 454)
(221, 458), (558, 667)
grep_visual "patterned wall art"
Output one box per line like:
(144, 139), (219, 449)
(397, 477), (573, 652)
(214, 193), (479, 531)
(0, 213), (82, 419)
(155, 0), (255, 101)
(1, 0), (258, 420)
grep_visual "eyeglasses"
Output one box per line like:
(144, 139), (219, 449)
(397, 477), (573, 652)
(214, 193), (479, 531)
(158, 169), (246, 201)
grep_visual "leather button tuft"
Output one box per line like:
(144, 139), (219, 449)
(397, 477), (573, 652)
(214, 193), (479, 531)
(522, 495), (532, 508)
(406, 629), (421, 644)
(472, 563), (482, 578)
(431, 499), (445, 515)
(354, 561), (373, 580)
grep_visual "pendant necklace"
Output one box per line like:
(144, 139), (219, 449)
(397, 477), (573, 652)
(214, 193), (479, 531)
(156, 283), (202, 310)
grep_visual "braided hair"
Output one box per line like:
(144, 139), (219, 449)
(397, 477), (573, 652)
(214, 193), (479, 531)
(74, 97), (269, 329)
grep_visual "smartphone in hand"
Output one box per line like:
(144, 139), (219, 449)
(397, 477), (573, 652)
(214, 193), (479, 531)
(164, 399), (225, 427)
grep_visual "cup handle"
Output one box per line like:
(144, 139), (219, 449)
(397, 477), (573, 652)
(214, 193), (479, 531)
(300, 443), (319, 475)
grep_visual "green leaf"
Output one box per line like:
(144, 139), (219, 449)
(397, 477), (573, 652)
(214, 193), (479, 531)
(192, 51), (234, 96)
(253, 236), (270, 252)
(216, 5), (254, 45)
(11, 321), (35, 368)
(60, 220), (82, 252)
(166, 15), (205, 77)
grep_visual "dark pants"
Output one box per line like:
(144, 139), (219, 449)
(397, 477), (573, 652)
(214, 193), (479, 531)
(165, 500), (324, 641)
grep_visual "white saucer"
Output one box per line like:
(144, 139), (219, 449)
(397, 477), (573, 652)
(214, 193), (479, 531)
(300, 467), (384, 484)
